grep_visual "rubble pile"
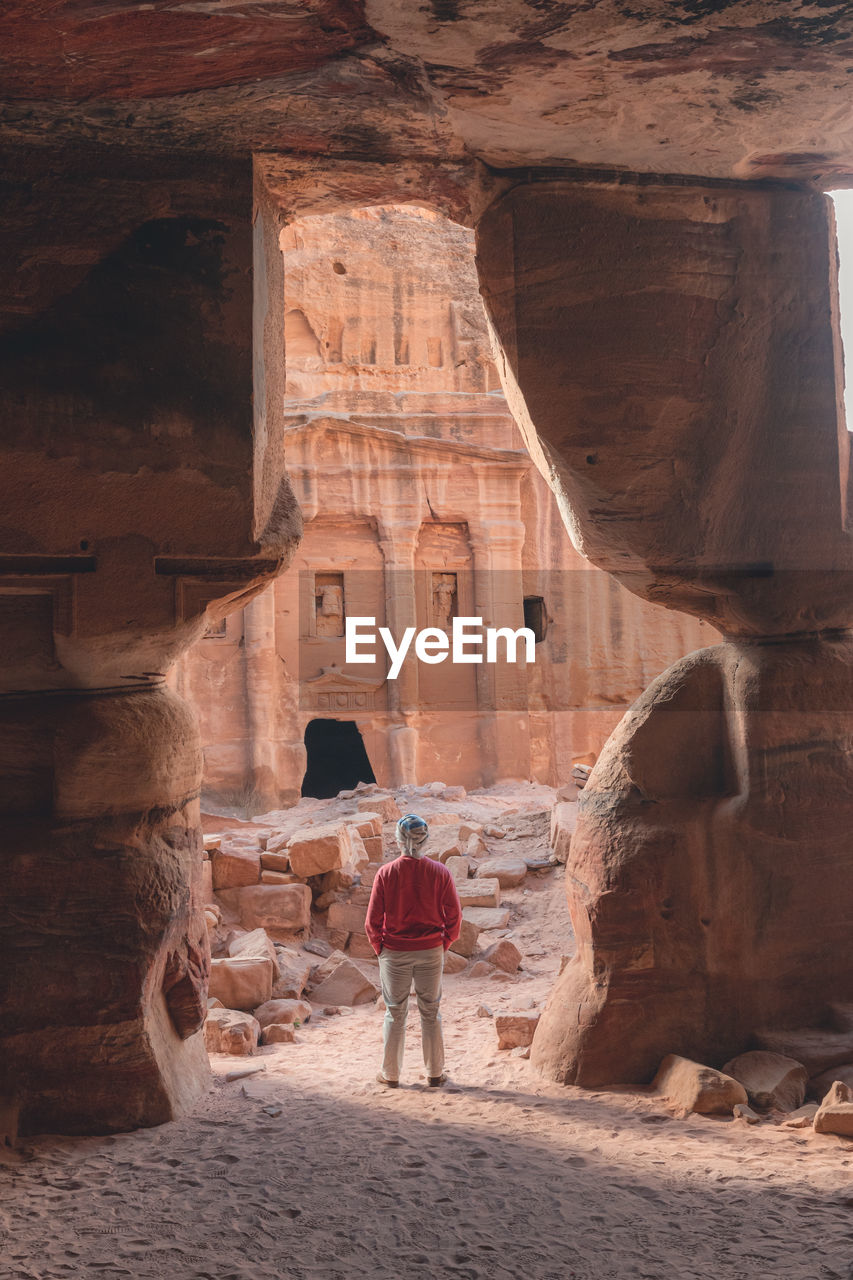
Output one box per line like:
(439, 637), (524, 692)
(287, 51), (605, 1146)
(202, 779), (565, 1056)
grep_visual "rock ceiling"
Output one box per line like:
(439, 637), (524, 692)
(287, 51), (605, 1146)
(3, 2), (853, 188)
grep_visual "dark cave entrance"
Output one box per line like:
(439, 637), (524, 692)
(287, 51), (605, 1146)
(300, 717), (377, 799)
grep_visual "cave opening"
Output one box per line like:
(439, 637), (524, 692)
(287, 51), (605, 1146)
(300, 717), (376, 798)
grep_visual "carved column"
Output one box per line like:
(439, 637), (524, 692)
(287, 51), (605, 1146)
(476, 177), (853, 1083)
(0, 153), (300, 1135)
(379, 524), (420, 785)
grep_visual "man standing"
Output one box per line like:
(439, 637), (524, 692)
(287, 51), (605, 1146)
(365, 814), (462, 1088)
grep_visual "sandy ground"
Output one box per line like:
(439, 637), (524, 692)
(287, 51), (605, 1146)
(4, 810), (853, 1278)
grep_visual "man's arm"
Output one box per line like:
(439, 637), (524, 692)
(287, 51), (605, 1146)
(365, 871), (385, 956)
(440, 869), (462, 950)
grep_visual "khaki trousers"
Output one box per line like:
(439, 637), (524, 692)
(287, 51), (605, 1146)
(378, 945), (445, 1082)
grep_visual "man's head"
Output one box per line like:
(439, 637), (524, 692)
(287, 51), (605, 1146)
(395, 813), (429, 858)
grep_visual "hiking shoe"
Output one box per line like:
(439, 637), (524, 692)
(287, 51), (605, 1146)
(376, 1073), (399, 1088)
(428, 1074), (448, 1088)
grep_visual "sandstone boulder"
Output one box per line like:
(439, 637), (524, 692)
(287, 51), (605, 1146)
(228, 928), (278, 968)
(201, 860), (214, 903)
(326, 900), (369, 936)
(261, 869), (299, 884)
(449, 916), (481, 958)
(469, 961), (494, 979)
(495, 1012), (541, 1050)
(216, 884), (312, 939)
(465, 834), (487, 858)
(348, 813), (382, 838)
(481, 939), (522, 974)
(732, 1103), (760, 1124)
(457, 879), (501, 908)
(287, 823), (353, 878)
(211, 844), (261, 890)
(271, 947), (312, 1000)
(357, 796), (400, 822)
(458, 821), (483, 842)
(260, 850), (290, 873)
(443, 950), (467, 975)
(653, 1055), (747, 1116)
(426, 830), (463, 863)
(476, 858), (527, 888)
(209, 956), (273, 1011)
(261, 1024), (298, 1045)
(347, 933), (378, 960)
(307, 951), (380, 1006)
(254, 998), (312, 1029)
(204, 1007), (260, 1056)
(463, 906), (510, 931)
(813, 1080), (853, 1135)
(722, 1050), (808, 1112)
(445, 856), (472, 882)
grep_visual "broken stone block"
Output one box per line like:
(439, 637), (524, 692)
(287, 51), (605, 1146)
(549, 801), (576, 865)
(510, 1045), (531, 1060)
(809, 1062), (853, 1100)
(307, 951), (380, 1006)
(215, 884), (312, 940)
(784, 1103), (819, 1128)
(261, 869), (296, 885)
(495, 1011), (541, 1050)
(260, 850), (290, 873)
(449, 916), (481, 958)
(357, 796), (400, 822)
(476, 857), (527, 888)
(481, 939), (522, 974)
(732, 1102), (761, 1124)
(445, 856), (472, 882)
(228, 928), (278, 968)
(443, 950), (467, 975)
(814, 1080), (853, 1135)
(425, 830), (463, 863)
(347, 933), (378, 960)
(477, 1005), (493, 1018)
(457, 878), (501, 909)
(327, 900), (369, 935)
(211, 844), (261, 890)
(458, 821), (483, 842)
(261, 1024), (297, 1046)
(253, 998), (312, 1029)
(363, 835), (384, 862)
(462, 906), (511, 931)
(203, 1007), (260, 1056)
(347, 829), (370, 870)
(653, 1055), (748, 1116)
(203, 833), (222, 853)
(483, 825), (504, 838)
(348, 813), (382, 839)
(722, 1050), (808, 1112)
(287, 822), (353, 878)
(209, 956), (274, 1011)
(468, 961), (494, 979)
(442, 786), (467, 802)
(303, 938), (332, 958)
(465, 834), (487, 857)
(271, 947), (312, 1000)
(328, 927), (349, 951)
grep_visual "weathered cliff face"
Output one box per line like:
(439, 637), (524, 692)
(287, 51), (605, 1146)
(476, 177), (853, 1084)
(177, 205), (716, 808)
(0, 158), (300, 1136)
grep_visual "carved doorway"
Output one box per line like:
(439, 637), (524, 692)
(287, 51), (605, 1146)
(300, 717), (377, 799)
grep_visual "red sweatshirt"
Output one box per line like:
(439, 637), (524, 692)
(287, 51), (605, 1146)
(365, 855), (462, 954)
